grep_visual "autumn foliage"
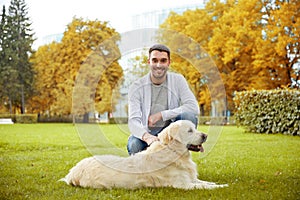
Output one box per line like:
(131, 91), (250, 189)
(160, 0), (300, 114)
(29, 18), (123, 116)
(2, 0), (299, 119)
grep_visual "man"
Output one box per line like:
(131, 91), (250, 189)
(127, 44), (200, 155)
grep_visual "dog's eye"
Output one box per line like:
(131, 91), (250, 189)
(188, 128), (193, 133)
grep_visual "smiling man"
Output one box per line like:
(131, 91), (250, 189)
(127, 44), (200, 155)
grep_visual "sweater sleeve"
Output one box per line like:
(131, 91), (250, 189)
(161, 73), (200, 121)
(127, 80), (148, 139)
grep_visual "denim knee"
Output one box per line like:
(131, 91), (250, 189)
(127, 135), (148, 155)
(175, 112), (198, 127)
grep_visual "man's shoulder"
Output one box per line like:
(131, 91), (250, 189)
(168, 72), (185, 80)
(135, 73), (149, 83)
(129, 73), (149, 89)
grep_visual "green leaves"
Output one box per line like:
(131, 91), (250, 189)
(0, 0), (35, 114)
(234, 89), (300, 135)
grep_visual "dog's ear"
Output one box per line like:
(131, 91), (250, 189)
(158, 127), (173, 144)
(158, 123), (180, 144)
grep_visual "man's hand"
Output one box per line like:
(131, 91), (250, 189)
(148, 112), (163, 127)
(142, 132), (159, 146)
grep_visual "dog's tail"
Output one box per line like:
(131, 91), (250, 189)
(58, 177), (69, 184)
(59, 174), (81, 186)
(58, 168), (80, 186)
(58, 157), (92, 186)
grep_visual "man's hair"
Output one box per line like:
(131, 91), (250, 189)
(149, 44), (170, 59)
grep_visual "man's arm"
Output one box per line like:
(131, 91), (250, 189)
(128, 77), (156, 140)
(161, 74), (200, 121)
(148, 112), (162, 127)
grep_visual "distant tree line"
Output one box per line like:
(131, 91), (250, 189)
(1, 0), (299, 118)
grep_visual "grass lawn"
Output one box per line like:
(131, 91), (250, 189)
(0, 123), (299, 200)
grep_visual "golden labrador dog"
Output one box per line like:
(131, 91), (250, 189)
(60, 120), (228, 189)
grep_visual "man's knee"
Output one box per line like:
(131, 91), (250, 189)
(127, 135), (148, 155)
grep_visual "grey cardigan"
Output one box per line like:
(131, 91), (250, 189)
(128, 72), (200, 139)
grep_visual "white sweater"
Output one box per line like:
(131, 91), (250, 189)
(128, 72), (200, 139)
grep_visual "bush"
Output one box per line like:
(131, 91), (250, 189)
(234, 89), (300, 135)
(15, 114), (38, 123)
(0, 114), (16, 122)
(198, 116), (234, 125)
(109, 117), (128, 124)
(107, 117), (235, 125)
(38, 114), (73, 123)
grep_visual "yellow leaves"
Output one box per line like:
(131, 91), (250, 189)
(29, 17), (123, 115)
(255, 0), (300, 88)
(161, 0), (299, 113)
(223, 39), (241, 65)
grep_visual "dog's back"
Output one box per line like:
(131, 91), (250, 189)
(60, 145), (198, 189)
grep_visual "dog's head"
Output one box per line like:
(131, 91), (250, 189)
(158, 120), (207, 152)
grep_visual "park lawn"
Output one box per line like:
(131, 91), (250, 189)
(0, 123), (299, 200)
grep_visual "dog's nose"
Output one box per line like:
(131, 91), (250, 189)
(202, 133), (208, 142)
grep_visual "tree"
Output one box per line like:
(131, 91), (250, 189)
(0, 0), (35, 114)
(29, 18), (123, 118)
(207, 0), (266, 110)
(28, 43), (59, 113)
(125, 50), (149, 83)
(159, 0), (299, 114)
(160, 0), (232, 115)
(253, 0), (300, 88)
(0, 5), (13, 113)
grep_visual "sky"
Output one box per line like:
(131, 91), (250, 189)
(1, 0), (204, 47)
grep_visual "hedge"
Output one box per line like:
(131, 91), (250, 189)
(198, 116), (235, 125)
(234, 89), (300, 136)
(0, 114), (16, 122)
(37, 115), (73, 123)
(109, 117), (234, 125)
(15, 114), (38, 123)
(0, 114), (38, 123)
(109, 117), (128, 124)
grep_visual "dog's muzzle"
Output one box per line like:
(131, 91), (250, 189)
(187, 133), (207, 152)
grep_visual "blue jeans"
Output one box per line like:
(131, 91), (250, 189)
(127, 112), (198, 155)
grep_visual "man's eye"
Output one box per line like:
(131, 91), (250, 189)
(160, 59), (168, 63)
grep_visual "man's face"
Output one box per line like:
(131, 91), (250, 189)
(148, 50), (170, 81)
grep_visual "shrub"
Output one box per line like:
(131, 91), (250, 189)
(15, 114), (38, 123)
(234, 89), (300, 135)
(0, 114), (16, 122)
(198, 116), (234, 125)
(109, 117), (128, 124)
(37, 114), (73, 123)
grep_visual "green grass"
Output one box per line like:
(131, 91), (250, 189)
(0, 124), (299, 200)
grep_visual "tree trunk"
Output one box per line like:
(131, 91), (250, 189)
(9, 97), (12, 114)
(21, 85), (25, 114)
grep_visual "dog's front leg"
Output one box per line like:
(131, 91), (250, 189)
(190, 179), (228, 189)
(194, 179), (217, 185)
